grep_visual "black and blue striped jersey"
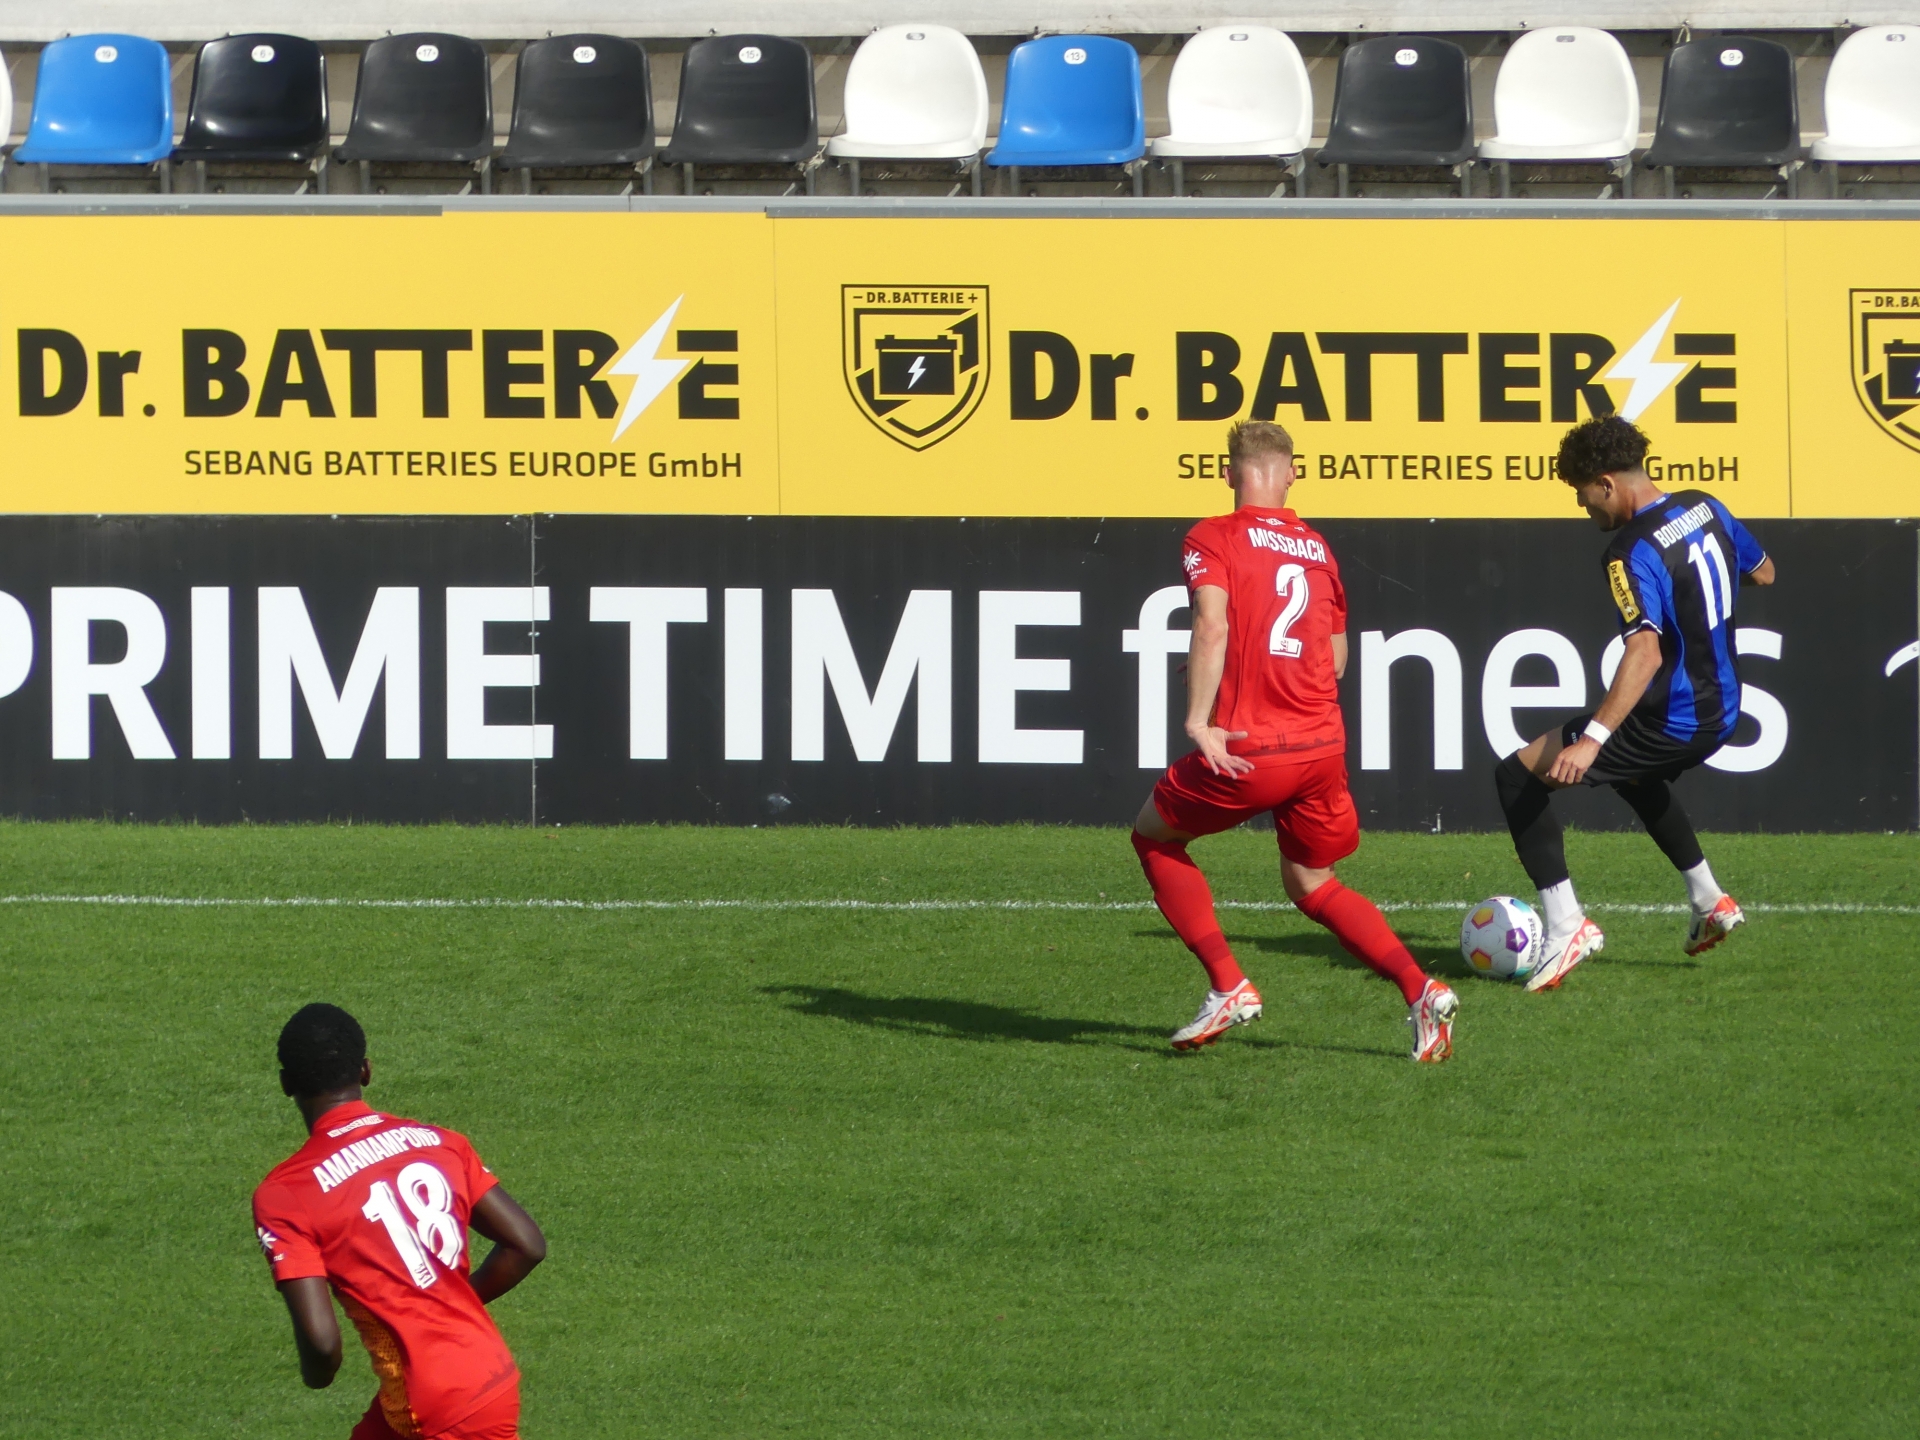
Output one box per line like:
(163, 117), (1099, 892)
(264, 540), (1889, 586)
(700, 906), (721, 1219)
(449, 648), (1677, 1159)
(1602, 490), (1767, 745)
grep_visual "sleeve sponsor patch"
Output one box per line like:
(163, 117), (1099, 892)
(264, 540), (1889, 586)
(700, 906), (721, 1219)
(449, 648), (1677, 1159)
(1607, 559), (1641, 623)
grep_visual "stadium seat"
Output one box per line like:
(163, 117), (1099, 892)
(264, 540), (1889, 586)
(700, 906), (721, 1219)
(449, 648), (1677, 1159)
(336, 33), (493, 192)
(660, 35), (818, 194)
(14, 34), (174, 185)
(499, 35), (653, 192)
(1150, 27), (1312, 195)
(1642, 37), (1799, 195)
(1314, 36), (1474, 196)
(828, 25), (988, 195)
(1811, 25), (1920, 179)
(173, 35), (329, 191)
(986, 35), (1145, 195)
(1479, 28), (1639, 196)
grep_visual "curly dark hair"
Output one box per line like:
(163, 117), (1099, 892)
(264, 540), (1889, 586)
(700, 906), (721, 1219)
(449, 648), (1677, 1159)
(278, 1003), (366, 1097)
(1555, 415), (1650, 484)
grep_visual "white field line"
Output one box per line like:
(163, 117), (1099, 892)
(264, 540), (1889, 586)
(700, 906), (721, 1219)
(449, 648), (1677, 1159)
(0, 894), (1915, 917)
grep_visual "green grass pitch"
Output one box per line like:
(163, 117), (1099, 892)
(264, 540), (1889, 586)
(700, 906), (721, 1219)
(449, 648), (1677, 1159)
(1, 822), (1915, 1439)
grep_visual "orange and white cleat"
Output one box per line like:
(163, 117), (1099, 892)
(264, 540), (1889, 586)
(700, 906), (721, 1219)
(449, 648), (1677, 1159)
(1526, 917), (1606, 993)
(1409, 979), (1458, 1063)
(1685, 894), (1746, 956)
(1170, 979), (1263, 1051)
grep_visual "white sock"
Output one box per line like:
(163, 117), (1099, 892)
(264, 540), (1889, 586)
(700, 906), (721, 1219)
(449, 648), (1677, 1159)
(1682, 860), (1723, 913)
(1539, 879), (1583, 940)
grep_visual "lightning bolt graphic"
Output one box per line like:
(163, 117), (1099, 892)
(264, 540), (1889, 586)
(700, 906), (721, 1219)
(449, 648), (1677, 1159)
(907, 354), (927, 389)
(1604, 299), (1687, 421)
(608, 297), (691, 442)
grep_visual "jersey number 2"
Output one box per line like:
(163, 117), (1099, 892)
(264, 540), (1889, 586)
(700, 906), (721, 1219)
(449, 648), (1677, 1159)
(1269, 564), (1309, 658)
(362, 1162), (464, 1289)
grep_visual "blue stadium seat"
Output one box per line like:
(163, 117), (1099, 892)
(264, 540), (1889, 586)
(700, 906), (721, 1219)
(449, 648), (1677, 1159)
(15, 34), (173, 168)
(986, 35), (1144, 190)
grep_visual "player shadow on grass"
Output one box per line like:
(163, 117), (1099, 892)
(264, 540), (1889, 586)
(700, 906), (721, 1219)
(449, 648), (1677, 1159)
(769, 982), (1404, 1061)
(1137, 927), (1474, 982)
(762, 985), (1166, 1051)
(1237, 930), (1475, 982)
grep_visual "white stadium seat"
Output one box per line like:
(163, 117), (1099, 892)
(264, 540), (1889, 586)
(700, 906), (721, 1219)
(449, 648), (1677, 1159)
(1812, 25), (1920, 162)
(1151, 26), (1311, 162)
(828, 23), (987, 166)
(1480, 27), (1638, 163)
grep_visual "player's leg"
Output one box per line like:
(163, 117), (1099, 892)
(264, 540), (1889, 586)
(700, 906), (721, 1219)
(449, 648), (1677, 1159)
(1131, 762), (1264, 1050)
(1132, 792), (1246, 996)
(1611, 776), (1745, 954)
(1273, 758), (1457, 1061)
(1494, 723), (1605, 991)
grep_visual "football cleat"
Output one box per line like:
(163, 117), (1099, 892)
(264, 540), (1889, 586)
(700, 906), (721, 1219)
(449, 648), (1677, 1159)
(1170, 979), (1263, 1051)
(1685, 894), (1746, 956)
(1409, 979), (1458, 1063)
(1525, 917), (1605, 992)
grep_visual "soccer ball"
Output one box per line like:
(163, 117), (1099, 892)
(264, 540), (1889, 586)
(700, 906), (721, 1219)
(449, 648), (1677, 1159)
(1459, 896), (1543, 981)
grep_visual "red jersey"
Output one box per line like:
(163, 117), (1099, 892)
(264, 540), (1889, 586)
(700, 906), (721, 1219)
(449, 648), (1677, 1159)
(252, 1101), (518, 1439)
(1182, 505), (1347, 759)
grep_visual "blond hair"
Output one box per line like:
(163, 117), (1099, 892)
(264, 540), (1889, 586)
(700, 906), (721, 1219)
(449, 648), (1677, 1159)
(1227, 420), (1294, 464)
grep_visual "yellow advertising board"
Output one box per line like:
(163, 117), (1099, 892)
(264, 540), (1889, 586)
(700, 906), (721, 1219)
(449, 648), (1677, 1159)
(0, 209), (1913, 517)
(0, 212), (781, 514)
(1784, 221), (1920, 517)
(774, 216), (1792, 517)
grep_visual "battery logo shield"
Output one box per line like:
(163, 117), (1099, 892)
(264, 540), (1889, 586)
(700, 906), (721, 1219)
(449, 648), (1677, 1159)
(843, 286), (989, 451)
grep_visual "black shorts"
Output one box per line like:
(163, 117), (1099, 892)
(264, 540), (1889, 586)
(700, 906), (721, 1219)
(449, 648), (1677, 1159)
(1561, 712), (1723, 788)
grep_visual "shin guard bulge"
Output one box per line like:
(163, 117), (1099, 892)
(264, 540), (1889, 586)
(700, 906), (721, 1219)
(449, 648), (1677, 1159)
(1612, 778), (1706, 873)
(1295, 878), (1427, 1006)
(1495, 752), (1571, 890)
(1131, 831), (1245, 992)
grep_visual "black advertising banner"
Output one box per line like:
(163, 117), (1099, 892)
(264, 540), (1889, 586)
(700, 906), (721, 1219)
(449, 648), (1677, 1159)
(0, 516), (1908, 831)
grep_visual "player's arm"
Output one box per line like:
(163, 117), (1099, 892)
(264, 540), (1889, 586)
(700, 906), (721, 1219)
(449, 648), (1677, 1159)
(277, 1277), (342, 1389)
(1708, 500), (1773, 586)
(1184, 583), (1253, 777)
(1331, 631), (1348, 680)
(468, 1186), (547, 1303)
(1549, 628), (1662, 785)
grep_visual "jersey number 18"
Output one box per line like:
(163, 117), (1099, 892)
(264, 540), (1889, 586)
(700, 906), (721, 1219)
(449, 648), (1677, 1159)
(361, 1161), (464, 1289)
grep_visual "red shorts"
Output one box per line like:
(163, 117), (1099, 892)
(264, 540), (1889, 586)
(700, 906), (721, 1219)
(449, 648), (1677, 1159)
(350, 1384), (520, 1440)
(1150, 749), (1361, 868)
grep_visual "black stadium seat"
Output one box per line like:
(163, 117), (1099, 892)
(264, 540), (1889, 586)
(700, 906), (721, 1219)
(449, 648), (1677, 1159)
(1315, 35), (1474, 195)
(173, 34), (328, 169)
(661, 35), (818, 192)
(337, 33), (493, 189)
(1643, 36), (1800, 193)
(499, 35), (653, 187)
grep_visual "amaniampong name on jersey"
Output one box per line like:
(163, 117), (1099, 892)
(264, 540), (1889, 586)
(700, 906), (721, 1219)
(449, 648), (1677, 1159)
(310, 1124), (446, 1193)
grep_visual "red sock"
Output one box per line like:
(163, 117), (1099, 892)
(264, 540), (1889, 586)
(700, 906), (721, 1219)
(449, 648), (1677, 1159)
(1295, 878), (1428, 1005)
(1131, 831), (1246, 992)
